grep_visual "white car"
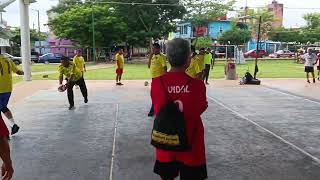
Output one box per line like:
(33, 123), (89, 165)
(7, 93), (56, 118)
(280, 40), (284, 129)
(269, 50), (295, 58)
(1, 53), (22, 65)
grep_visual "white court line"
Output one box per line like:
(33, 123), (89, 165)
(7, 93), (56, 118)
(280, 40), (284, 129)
(207, 96), (320, 166)
(109, 104), (119, 180)
(263, 86), (320, 106)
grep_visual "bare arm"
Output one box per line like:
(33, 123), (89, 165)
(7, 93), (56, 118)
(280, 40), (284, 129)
(164, 66), (167, 72)
(148, 53), (153, 69)
(83, 64), (86, 72)
(0, 137), (13, 179)
(16, 70), (24, 75)
(59, 75), (63, 85)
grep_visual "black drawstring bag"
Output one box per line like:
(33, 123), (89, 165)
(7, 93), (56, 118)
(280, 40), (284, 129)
(151, 77), (191, 151)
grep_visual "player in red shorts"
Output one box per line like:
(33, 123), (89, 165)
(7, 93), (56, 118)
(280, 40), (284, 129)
(151, 38), (208, 180)
(317, 53), (320, 81)
(115, 48), (124, 86)
(0, 115), (14, 179)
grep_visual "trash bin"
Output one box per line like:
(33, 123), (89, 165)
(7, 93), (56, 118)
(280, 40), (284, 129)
(225, 62), (236, 80)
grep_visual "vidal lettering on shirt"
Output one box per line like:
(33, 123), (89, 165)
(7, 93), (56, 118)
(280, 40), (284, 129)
(168, 85), (190, 94)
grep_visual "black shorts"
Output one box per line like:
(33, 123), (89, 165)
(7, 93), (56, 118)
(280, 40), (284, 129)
(154, 161), (207, 180)
(305, 66), (314, 73)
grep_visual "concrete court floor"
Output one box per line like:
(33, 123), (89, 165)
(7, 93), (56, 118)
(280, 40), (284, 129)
(6, 80), (320, 180)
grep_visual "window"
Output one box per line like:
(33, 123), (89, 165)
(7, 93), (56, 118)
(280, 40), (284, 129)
(183, 26), (188, 35)
(176, 26), (181, 33)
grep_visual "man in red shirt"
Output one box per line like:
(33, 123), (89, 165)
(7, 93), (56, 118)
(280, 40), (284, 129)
(0, 115), (13, 179)
(151, 38), (208, 180)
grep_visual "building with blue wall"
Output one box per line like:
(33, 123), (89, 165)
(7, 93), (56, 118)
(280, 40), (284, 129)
(208, 21), (233, 39)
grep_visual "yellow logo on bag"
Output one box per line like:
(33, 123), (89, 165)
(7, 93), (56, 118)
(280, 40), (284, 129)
(152, 130), (180, 145)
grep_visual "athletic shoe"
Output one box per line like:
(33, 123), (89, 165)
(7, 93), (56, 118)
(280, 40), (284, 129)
(307, 80), (311, 83)
(116, 82), (121, 86)
(205, 82), (210, 85)
(84, 98), (88, 103)
(11, 124), (20, 135)
(313, 78), (316, 83)
(69, 105), (75, 110)
(118, 82), (124, 86)
(318, 77), (320, 81)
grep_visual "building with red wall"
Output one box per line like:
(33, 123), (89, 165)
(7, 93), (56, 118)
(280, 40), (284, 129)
(268, 0), (284, 28)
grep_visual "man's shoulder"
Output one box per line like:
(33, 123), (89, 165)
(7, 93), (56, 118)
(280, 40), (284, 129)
(160, 53), (166, 58)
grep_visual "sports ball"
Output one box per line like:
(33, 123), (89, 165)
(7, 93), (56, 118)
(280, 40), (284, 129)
(58, 85), (67, 92)
(144, 81), (149, 86)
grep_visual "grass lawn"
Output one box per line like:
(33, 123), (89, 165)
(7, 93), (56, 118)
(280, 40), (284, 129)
(29, 60), (307, 81)
(16, 63), (100, 73)
(17, 64), (60, 73)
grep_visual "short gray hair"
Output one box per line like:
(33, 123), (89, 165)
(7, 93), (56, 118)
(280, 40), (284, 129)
(166, 38), (190, 67)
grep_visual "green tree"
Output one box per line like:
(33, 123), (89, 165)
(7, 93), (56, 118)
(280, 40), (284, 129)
(181, 0), (234, 46)
(48, 0), (83, 14)
(9, 27), (47, 56)
(192, 37), (212, 49)
(112, 0), (186, 47)
(182, 0), (235, 27)
(48, 4), (127, 48)
(249, 8), (275, 40)
(268, 28), (320, 44)
(48, 4), (128, 61)
(10, 27), (47, 46)
(303, 13), (320, 30)
(218, 27), (251, 45)
(268, 28), (302, 43)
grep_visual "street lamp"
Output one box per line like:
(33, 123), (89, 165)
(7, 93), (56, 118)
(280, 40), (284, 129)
(254, 16), (262, 80)
(31, 9), (41, 55)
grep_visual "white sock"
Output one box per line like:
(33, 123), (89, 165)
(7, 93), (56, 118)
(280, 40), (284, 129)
(8, 118), (15, 127)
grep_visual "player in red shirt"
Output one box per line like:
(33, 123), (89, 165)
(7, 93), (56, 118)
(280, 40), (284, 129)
(0, 115), (14, 179)
(151, 38), (208, 180)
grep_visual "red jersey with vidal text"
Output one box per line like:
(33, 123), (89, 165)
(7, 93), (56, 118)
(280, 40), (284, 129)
(151, 72), (208, 166)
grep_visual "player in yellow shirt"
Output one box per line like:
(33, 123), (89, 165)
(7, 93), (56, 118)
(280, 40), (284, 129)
(198, 48), (206, 76)
(73, 50), (86, 74)
(59, 56), (88, 110)
(147, 43), (167, 116)
(0, 56), (24, 135)
(203, 48), (213, 85)
(186, 46), (203, 79)
(115, 48), (125, 86)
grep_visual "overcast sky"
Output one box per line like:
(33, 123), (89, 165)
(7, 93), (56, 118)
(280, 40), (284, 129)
(2, 0), (320, 32)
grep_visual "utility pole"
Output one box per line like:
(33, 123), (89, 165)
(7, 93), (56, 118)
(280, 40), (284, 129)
(244, 0), (248, 23)
(92, 9), (96, 63)
(36, 9), (41, 55)
(254, 16), (262, 79)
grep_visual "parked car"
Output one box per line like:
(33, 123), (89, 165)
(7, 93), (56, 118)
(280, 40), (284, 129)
(1, 53), (22, 65)
(31, 51), (40, 63)
(244, 49), (268, 58)
(39, 53), (63, 63)
(269, 50), (295, 58)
